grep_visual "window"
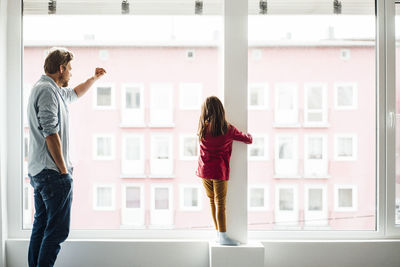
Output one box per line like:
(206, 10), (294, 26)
(304, 134), (328, 178)
(304, 185), (328, 227)
(121, 84), (145, 127)
(121, 184), (145, 227)
(180, 135), (199, 160)
(186, 50), (195, 59)
(93, 185), (115, 211)
(335, 83), (358, 110)
(275, 135), (299, 178)
(150, 184), (173, 227)
(334, 134), (358, 161)
(179, 185), (202, 211)
(248, 185), (268, 211)
(179, 83), (202, 110)
(94, 84), (115, 109)
(99, 49), (109, 61)
(334, 185), (358, 212)
(150, 134), (173, 177)
(274, 83), (299, 126)
(248, 135), (268, 160)
(121, 134), (145, 177)
(248, 83), (268, 109)
(149, 84), (173, 126)
(340, 49), (351, 61)
(93, 134), (115, 160)
(275, 185), (298, 227)
(304, 83), (328, 127)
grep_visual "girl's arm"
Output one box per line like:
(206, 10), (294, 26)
(230, 125), (253, 144)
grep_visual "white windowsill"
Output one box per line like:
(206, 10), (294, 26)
(303, 123), (330, 128)
(148, 174), (175, 178)
(148, 123), (175, 128)
(273, 123), (301, 128)
(273, 174), (302, 179)
(120, 174), (148, 179)
(120, 123), (147, 128)
(303, 174), (331, 179)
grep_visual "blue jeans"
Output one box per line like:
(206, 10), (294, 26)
(28, 169), (73, 267)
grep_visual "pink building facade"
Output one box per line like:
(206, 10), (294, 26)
(22, 44), (377, 231)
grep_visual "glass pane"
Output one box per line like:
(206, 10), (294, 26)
(183, 137), (197, 157)
(97, 187), (112, 207)
(184, 188), (198, 207)
(338, 189), (353, 208)
(126, 187), (140, 209)
(250, 188), (264, 208)
(155, 188), (169, 210)
(248, 0), (376, 230)
(23, 12), (222, 230)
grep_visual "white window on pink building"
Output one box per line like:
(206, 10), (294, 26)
(275, 185), (298, 227)
(150, 184), (173, 228)
(334, 134), (358, 161)
(274, 83), (299, 127)
(93, 184), (115, 211)
(248, 185), (268, 211)
(304, 185), (328, 227)
(179, 134), (198, 160)
(121, 83), (145, 127)
(121, 134), (145, 177)
(248, 83), (268, 110)
(149, 84), (173, 127)
(275, 135), (299, 178)
(304, 83), (328, 127)
(179, 83), (202, 110)
(93, 134), (115, 160)
(334, 83), (358, 110)
(23, 182), (33, 229)
(150, 134), (173, 177)
(121, 184), (145, 227)
(93, 84), (115, 109)
(179, 185), (202, 211)
(248, 135), (268, 160)
(304, 134), (328, 178)
(334, 185), (358, 212)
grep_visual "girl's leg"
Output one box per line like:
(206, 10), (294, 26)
(202, 179), (218, 231)
(214, 180), (240, 246)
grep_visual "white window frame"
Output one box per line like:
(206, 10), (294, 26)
(334, 82), (358, 110)
(179, 134), (199, 161)
(334, 185), (358, 212)
(23, 83), (31, 127)
(150, 184), (174, 228)
(179, 184), (202, 211)
(304, 185), (328, 228)
(22, 182), (33, 229)
(121, 134), (145, 178)
(248, 83), (268, 110)
(303, 83), (328, 127)
(93, 134), (115, 160)
(149, 83), (174, 127)
(150, 133), (174, 178)
(334, 134), (358, 161)
(248, 185), (268, 211)
(121, 83), (145, 127)
(304, 134), (329, 178)
(248, 134), (268, 161)
(93, 83), (116, 110)
(274, 184), (299, 227)
(274, 83), (299, 127)
(179, 83), (202, 110)
(93, 184), (116, 211)
(274, 134), (299, 178)
(121, 184), (145, 228)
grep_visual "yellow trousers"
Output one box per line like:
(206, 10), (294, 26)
(202, 179), (228, 232)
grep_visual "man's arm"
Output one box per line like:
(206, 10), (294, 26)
(46, 133), (68, 174)
(73, 67), (106, 98)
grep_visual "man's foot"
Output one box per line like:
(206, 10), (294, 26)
(219, 232), (240, 246)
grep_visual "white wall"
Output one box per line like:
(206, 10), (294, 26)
(6, 240), (400, 267)
(0, 0), (7, 265)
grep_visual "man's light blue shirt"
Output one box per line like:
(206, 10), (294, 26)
(27, 75), (78, 176)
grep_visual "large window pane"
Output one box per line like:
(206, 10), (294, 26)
(248, 1), (376, 230)
(23, 12), (222, 230)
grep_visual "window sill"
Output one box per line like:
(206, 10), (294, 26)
(303, 174), (331, 179)
(120, 174), (147, 179)
(273, 174), (302, 179)
(148, 123), (175, 128)
(273, 123), (301, 128)
(120, 123), (147, 128)
(303, 123), (330, 128)
(148, 174), (175, 178)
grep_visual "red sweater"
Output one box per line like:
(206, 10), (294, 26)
(196, 125), (252, 181)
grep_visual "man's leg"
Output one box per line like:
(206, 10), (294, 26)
(28, 187), (47, 267)
(37, 175), (73, 267)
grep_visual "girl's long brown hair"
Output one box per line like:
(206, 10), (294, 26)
(197, 96), (229, 140)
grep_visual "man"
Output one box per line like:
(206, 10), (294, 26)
(27, 47), (106, 267)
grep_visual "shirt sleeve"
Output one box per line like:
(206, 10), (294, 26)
(59, 87), (78, 104)
(37, 87), (60, 138)
(230, 125), (253, 144)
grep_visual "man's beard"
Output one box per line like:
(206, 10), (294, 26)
(59, 74), (69, 87)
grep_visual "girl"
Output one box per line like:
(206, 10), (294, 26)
(196, 96), (252, 246)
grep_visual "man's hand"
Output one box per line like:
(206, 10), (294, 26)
(94, 68), (106, 80)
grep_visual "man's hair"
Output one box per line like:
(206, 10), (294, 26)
(44, 47), (74, 74)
